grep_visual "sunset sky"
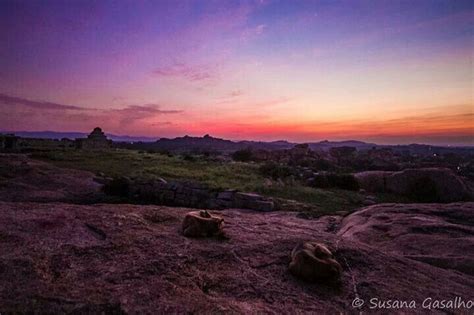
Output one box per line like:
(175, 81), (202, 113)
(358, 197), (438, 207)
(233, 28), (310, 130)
(0, 0), (472, 145)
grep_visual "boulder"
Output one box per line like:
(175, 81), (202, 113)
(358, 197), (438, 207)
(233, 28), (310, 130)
(386, 168), (471, 202)
(354, 171), (390, 193)
(355, 168), (473, 202)
(338, 202), (474, 276)
(288, 242), (342, 282)
(233, 192), (274, 212)
(0, 154), (104, 203)
(182, 210), (224, 237)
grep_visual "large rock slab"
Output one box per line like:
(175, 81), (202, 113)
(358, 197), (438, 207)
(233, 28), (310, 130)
(0, 202), (473, 313)
(355, 168), (473, 202)
(0, 154), (104, 203)
(338, 202), (474, 276)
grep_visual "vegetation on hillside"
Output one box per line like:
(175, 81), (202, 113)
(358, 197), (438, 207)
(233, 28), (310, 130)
(30, 148), (408, 215)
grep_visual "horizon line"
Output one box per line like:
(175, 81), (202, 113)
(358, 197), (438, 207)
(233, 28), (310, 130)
(2, 129), (473, 148)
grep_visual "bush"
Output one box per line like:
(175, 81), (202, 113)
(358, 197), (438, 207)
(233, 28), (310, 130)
(259, 162), (293, 179)
(327, 174), (359, 191)
(182, 153), (196, 162)
(310, 173), (359, 191)
(231, 148), (253, 162)
(310, 174), (330, 188)
(103, 177), (130, 196)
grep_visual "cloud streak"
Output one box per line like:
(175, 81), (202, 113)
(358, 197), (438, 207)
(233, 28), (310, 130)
(0, 93), (85, 110)
(107, 104), (182, 127)
(153, 62), (219, 83)
(0, 93), (183, 133)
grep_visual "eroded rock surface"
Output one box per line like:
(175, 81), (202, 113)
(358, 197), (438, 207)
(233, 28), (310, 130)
(0, 202), (473, 313)
(0, 154), (104, 203)
(338, 202), (474, 276)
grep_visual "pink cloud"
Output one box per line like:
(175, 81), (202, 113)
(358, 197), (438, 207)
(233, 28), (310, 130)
(152, 62), (219, 83)
(0, 93), (183, 133)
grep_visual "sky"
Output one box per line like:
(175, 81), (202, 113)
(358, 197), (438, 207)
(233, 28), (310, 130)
(0, 0), (472, 145)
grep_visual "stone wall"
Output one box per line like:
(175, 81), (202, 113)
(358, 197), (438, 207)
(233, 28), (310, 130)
(103, 177), (275, 211)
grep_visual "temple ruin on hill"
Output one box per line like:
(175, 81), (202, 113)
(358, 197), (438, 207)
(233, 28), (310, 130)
(75, 127), (111, 150)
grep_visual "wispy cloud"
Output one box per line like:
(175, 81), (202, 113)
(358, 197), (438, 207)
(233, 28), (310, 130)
(228, 90), (244, 97)
(241, 23), (267, 41)
(0, 93), (183, 132)
(153, 62), (219, 83)
(0, 93), (85, 110)
(108, 104), (182, 127)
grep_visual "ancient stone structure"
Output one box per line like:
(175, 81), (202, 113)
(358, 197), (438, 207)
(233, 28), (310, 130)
(75, 127), (111, 150)
(182, 210), (224, 237)
(289, 242), (342, 282)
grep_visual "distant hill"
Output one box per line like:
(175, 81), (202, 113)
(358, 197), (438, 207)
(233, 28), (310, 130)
(116, 134), (294, 152)
(3, 130), (472, 155)
(309, 140), (378, 151)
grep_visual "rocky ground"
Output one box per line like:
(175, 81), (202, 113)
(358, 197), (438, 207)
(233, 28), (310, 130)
(0, 154), (473, 314)
(0, 154), (104, 203)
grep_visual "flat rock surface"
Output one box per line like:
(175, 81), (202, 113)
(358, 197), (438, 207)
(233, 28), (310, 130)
(338, 202), (474, 276)
(0, 154), (104, 203)
(0, 201), (473, 314)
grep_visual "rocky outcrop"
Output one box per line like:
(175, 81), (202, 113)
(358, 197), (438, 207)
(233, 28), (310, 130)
(0, 154), (104, 203)
(307, 172), (359, 191)
(288, 242), (341, 282)
(233, 192), (274, 212)
(104, 178), (275, 212)
(0, 201), (473, 313)
(338, 202), (474, 276)
(182, 210), (224, 237)
(355, 168), (473, 202)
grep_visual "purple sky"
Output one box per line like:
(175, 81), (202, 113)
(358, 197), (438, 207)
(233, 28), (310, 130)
(1, 0), (473, 145)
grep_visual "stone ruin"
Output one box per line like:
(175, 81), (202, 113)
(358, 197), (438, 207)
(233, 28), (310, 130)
(75, 127), (111, 150)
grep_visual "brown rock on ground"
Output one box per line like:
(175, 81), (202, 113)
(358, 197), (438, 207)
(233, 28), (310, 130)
(182, 210), (224, 237)
(289, 242), (342, 282)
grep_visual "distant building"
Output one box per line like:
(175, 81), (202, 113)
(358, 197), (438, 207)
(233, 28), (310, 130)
(0, 134), (19, 152)
(75, 127), (111, 150)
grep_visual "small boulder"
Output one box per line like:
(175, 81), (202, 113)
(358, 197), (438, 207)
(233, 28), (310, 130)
(289, 242), (342, 282)
(182, 210), (224, 237)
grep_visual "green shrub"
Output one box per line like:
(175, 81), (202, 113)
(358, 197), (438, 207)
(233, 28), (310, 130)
(311, 173), (359, 191)
(182, 153), (196, 162)
(259, 162), (293, 179)
(231, 148), (253, 162)
(103, 177), (130, 196)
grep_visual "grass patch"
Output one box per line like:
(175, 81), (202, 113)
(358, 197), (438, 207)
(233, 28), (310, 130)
(31, 149), (374, 214)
